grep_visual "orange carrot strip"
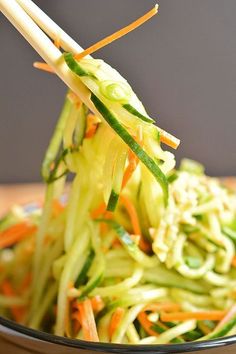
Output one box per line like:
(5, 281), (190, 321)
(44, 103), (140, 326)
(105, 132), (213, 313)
(159, 129), (180, 150)
(112, 238), (122, 249)
(215, 304), (236, 331)
(85, 125), (98, 139)
(91, 296), (105, 313)
(72, 310), (81, 335)
(71, 296), (82, 336)
(53, 304), (58, 316)
(91, 203), (113, 234)
(109, 307), (125, 339)
(67, 91), (82, 109)
(78, 299), (99, 341)
(138, 312), (159, 337)
(54, 35), (61, 49)
(86, 114), (100, 126)
(122, 151), (139, 189)
(143, 302), (181, 313)
(52, 199), (65, 217)
(91, 202), (107, 219)
(100, 222), (108, 235)
(231, 256), (236, 268)
(120, 195), (141, 235)
(74, 5), (158, 60)
(72, 310), (82, 323)
(0, 222), (37, 249)
(1, 280), (25, 323)
(21, 272), (32, 292)
(160, 310), (227, 322)
(122, 134), (143, 189)
(33, 62), (55, 73)
(85, 114), (100, 139)
(120, 195), (151, 252)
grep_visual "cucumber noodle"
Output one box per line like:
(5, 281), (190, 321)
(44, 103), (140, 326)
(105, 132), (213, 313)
(0, 54), (236, 344)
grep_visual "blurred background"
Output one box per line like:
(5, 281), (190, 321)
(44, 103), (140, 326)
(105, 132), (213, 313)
(0, 0), (235, 183)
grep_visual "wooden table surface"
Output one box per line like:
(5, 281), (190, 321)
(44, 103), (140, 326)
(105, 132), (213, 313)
(0, 179), (236, 216)
(0, 184), (45, 215)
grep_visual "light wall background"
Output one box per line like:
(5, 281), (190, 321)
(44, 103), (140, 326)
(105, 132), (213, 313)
(0, 0), (235, 183)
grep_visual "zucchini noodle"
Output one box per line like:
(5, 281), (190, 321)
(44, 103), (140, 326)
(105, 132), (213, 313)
(0, 55), (236, 345)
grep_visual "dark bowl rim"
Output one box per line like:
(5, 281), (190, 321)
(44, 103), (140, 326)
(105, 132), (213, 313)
(0, 316), (236, 353)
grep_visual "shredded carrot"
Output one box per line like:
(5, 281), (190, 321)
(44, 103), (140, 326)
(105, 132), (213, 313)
(143, 302), (181, 313)
(122, 150), (139, 189)
(77, 299), (99, 341)
(100, 223), (108, 235)
(67, 91), (82, 109)
(85, 114), (100, 138)
(53, 304), (58, 316)
(122, 133), (143, 189)
(231, 256), (236, 268)
(74, 5), (158, 60)
(54, 34), (61, 49)
(0, 222), (37, 249)
(138, 312), (159, 337)
(215, 304), (236, 331)
(33, 61), (54, 73)
(72, 312), (81, 335)
(71, 299), (82, 334)
(91, 296), (104, 313)
(159, 129), (180, 149)
(85, 125), (97, 138)
(160, 310), (227, 322)
(91, 202), (107, 219)
(52, 199), (65, 217)
(91, 202), (112, 233)
(120, 195), (151, 252)
(120, 195), (141, 235)
(21, 272), (32, 292)
(1, 280), (25, 323)
(109, 307), (125, 339)
(71, 310), (81, 322)
(112, 238), (122, 249)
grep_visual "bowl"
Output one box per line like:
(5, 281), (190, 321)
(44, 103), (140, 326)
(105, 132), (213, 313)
(1, 189), (236, 354)
(0, 316), (236, 354)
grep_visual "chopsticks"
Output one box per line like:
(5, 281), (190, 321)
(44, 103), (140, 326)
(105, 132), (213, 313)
(15, 0), (91, 56)
(0, 0), (95, 112)
(0, 0), (179, 148)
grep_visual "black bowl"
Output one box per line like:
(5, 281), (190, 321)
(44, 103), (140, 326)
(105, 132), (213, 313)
(0, 316), (236, 354)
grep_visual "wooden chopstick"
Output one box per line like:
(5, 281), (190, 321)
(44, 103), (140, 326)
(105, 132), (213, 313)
(0, 0), (99, 114)
(15, 0), (90, 56)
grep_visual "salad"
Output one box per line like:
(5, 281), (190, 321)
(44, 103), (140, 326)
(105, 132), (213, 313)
(1, 2), (236, 345)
